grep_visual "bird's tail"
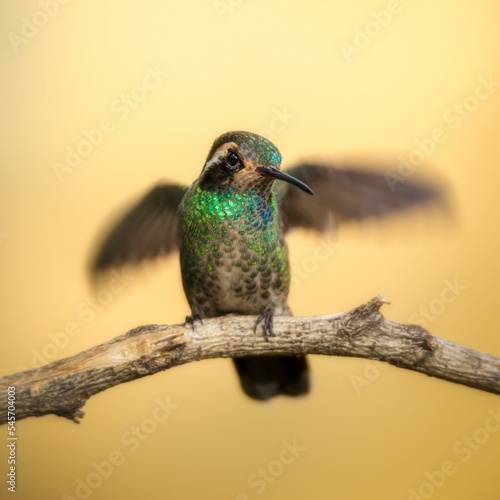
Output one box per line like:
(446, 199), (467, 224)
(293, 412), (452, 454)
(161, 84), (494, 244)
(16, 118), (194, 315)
(233, 355), (310, 400)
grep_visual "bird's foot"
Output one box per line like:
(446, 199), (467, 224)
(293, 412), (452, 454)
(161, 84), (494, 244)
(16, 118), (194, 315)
(185, 312), (203, 331)
(254, 306), (275, 340)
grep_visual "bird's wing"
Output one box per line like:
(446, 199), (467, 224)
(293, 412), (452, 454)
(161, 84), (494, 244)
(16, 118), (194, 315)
(278, 162), (447, 233)
(91, 183), (188, 273)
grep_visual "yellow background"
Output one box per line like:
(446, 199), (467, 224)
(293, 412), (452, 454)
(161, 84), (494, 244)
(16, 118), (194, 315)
(1, 1), (500, 499)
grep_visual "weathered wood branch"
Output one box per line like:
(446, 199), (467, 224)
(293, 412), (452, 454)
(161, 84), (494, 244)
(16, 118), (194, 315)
(1, 296), (499, 424)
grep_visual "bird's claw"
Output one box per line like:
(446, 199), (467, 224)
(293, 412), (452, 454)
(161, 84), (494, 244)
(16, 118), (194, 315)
(185, 313), (203, 331)
(254, 307), (275, 340)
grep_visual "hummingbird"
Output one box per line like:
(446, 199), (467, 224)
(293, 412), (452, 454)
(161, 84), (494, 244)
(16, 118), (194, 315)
(91, 130), (445, 400)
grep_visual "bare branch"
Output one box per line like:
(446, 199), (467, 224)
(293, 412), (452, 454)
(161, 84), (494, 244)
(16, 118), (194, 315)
(1, 296), (499, 424)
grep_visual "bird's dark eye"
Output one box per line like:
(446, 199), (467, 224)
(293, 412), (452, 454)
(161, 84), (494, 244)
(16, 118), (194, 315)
(226, 151), (240, 169)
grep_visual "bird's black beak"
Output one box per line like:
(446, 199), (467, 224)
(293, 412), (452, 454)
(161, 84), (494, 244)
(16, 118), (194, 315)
(256, 166), (314, 195)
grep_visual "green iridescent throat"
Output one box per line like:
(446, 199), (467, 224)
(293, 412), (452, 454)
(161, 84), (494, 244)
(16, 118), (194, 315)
(181, 185), (284, 260)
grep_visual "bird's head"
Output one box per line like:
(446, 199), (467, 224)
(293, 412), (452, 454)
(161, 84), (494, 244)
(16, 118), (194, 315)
(198, 131), (313, 195)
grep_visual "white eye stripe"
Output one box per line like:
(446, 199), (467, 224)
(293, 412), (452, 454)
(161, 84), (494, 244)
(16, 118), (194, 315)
(202, 149), (226, 173)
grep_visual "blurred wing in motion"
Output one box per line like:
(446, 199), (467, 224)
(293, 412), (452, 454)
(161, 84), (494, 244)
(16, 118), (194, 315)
(91, 184), (188, 273)
(279, 162), (448, 233)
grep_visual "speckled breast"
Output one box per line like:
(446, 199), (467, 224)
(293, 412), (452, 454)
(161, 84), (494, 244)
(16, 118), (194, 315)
(178, 185), (290, 317)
